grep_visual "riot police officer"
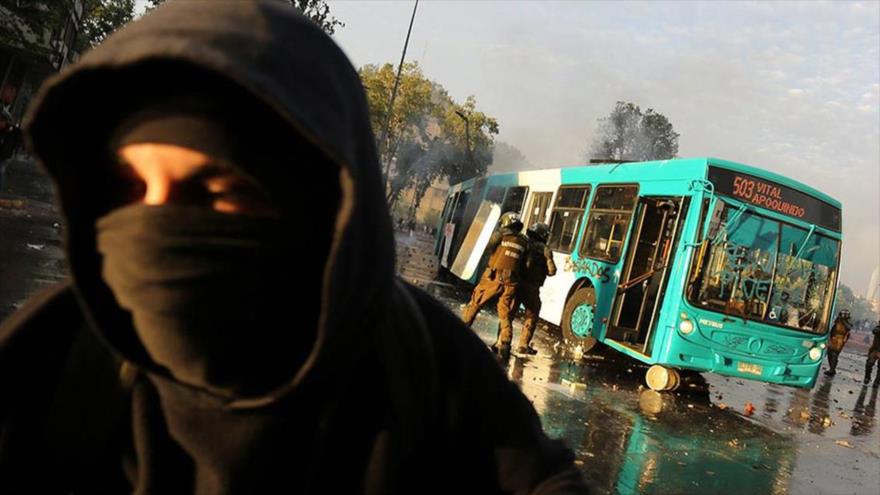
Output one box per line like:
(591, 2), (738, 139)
(462, 212), (529, 358)
(825, 309), (852, 376)
(513, 222), (556, 355)
(864, 320), (880, 386)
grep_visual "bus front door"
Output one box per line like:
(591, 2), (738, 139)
(606, 197), (685, 354)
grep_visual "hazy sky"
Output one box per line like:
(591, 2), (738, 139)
(326, 0), (879, 291)
(133, 1), (879, 291)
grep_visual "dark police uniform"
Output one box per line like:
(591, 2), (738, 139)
(515, 238), (557, 353)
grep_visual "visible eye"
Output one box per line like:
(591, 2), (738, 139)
(203, 174), (278, 217)
(112, 157), (147, 204)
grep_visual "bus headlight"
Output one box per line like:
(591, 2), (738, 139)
(809, 347), (822, 361)
(679, 320), (695, 335)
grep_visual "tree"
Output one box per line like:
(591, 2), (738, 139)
(145, 0), (343, 35)
(0, 0), (68, 56)
(0, 0), (136, 56)
(78, 0), (135, 50)
(360, 62), (498, 209)
(360, 62), (435, 171)
(588, 101), (679, 162)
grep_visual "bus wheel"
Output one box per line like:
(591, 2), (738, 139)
(645, 365), (680, 392)
(562, 287), (598, 354)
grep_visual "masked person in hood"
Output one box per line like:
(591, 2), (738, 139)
(0, 1), (589, 493)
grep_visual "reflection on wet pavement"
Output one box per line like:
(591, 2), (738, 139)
(0, 159), (67, 322)
(435, 287), (880, 495)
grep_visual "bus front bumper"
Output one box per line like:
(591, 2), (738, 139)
(672, 350), (820, 388)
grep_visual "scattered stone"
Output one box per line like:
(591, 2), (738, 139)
(835, 440), (854, 449)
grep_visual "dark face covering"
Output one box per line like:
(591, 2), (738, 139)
(96, 203), (310, 398)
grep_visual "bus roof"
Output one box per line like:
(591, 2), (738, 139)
(467, 157), (840, 209)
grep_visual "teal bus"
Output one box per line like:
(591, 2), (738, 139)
(434, 158), (842, 390)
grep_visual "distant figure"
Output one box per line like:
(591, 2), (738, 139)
(864, 320), (880, 386)
(825, 309), (852, 376)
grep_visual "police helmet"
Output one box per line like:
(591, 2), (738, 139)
(839, 309), (851, 319)
(528, 222), (551, 243)
(499, 212), (523, 232)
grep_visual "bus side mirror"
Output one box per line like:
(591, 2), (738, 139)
(705, 200), (726, 241)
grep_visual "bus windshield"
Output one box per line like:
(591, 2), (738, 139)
(689, 200), (840, 334)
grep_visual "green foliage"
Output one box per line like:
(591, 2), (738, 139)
(359, 61), (499, 209)
(589, 101), (679, 162)
(0, 0), (136, 57)
(78, 0), (135, 50)
(0, 0), (66, 56)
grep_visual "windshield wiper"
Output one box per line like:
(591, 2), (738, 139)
(711, 202), (748, 245)
(795, 224), (816, 258)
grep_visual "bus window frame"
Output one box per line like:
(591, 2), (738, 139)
(526, 191), (554, 228)
(685, 197), (842, 335)
(547, 184), (592, 254)
(578, 184), (640, 263)
(501, 186), (530, 216)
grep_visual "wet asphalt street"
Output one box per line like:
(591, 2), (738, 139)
(393, 229), (879, 495)
(0, 159), (66, 322)
(438, 289), (880, 495)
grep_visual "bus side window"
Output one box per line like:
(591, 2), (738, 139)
(526, 192), (554, 228)
(501, 186), (528, 216)
(486, 186), (506, 205)
(440, 196), (453, 222)
(579, 185), (639, 262)
(547, 185), (591, 254)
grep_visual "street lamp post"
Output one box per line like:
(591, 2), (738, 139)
(455, 110), (474, 168)
(380, 0), (420, 193)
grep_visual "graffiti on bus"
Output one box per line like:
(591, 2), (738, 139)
(564, 257), (612, 284)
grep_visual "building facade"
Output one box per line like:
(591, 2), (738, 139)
(0, 0), (84, 125)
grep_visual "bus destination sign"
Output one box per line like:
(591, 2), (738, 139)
(707, 167), (841, 232)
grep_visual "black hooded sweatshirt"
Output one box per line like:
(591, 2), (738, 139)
(0, 1), (589, 493)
